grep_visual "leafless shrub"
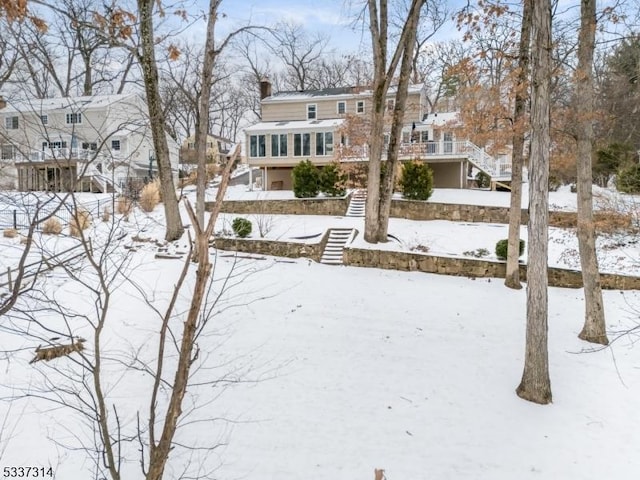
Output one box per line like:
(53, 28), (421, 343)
(70, 209), (91, 237)
(102, 207), (111, 222)
(593, 192), (636, 233)
(3, 228), (18, 238)
(42, 218), (63, 235)
(253, 214), (275, 238)
(140, 180), (160, 212)
(116, 196), (132, 215)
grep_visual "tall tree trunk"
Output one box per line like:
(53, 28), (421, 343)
(505, 0), (532, 289)
(138, 0), (184, 242)
(516, 0), (552, 405)
(575, 0), (609, 345)
(195, 1), (221, 234)
(364, 0), (425, 243)
(377, 2), (422, 242)
(145, 146), (238, 480)
(364, 0), (389, 244)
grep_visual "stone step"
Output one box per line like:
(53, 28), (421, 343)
(319, 227), (357, 265)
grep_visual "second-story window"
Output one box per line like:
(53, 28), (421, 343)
(5, 116), (18, 129)
(356, 101), (365, 114)
(250, 134), (266, 157)
(337, 101), (346, 114)
(111, 140), (121, 151)
(66, 113), (82, 124)
(1, 145), (14, 160)
(307, 104), (317, 120)
(41, 115), (48, 125)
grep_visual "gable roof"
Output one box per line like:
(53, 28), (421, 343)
(1, 94), (139, 114)
(262, 84), (425, 103)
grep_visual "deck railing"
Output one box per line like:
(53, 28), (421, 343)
(13, 148), (119, 163)
(339, 140), (512, 179)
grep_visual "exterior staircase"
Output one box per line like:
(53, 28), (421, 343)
(346, 189), (366, 217)
(463, 141), (512, 182)
(320, 228), (356, 265)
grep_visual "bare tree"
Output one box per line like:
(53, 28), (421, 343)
(137, 0), (184, 242)
(364, 0), (425, 244)
(0, 18), (21, 92)
(267, 21), (331, 91)
(575, 0), (608, 345)
(505, 0), (532, 290)
(410, 0), (450, 85)
(516, 0), (552, 405)
(7, 0), (135, 98)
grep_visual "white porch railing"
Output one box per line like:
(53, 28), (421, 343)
(13, 148), (120, 163)
(339, 140), (512, 180)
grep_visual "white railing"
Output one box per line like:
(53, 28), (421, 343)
(338, 140), (512, 180)
(13, 148), (119, 164)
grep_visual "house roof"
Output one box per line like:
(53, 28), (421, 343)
(244, 118), (345, 133)
(421, 111), (459, 127)
(1, 93), (139, 114)
(262, 84), (424, 103)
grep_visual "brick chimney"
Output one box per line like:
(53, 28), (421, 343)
(0, 95), (6, 110)
(259, 78), (272, 100)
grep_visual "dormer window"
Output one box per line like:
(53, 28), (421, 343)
(307, 104), (317, 120)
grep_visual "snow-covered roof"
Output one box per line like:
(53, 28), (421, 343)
(262, 84), (424, 103)
(421, 111), (459, 127)
(0, 93), (139, 114)
(244, 118), (345, 133)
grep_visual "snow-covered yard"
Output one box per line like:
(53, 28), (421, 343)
(0, 186), (639, 479)
(0, 251), (639, 479)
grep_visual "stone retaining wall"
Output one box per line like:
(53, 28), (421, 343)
(213, 233), (327, 262)
(211, 195), (350, 216)
(343, 247), (640, 290)
(390, 199), (583, 227)
(211, 234), (640, 290)
(214, 196), (625, 228)
(214, 196), (581, 226)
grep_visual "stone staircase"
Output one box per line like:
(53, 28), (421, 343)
(346, 189), (366, 217)
(320, 228), (356, 265)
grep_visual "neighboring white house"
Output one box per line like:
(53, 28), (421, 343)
(0, 93), (179, 192)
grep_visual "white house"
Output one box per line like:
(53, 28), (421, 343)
(0, 93), (179, 192)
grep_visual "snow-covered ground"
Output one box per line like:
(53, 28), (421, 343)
(207, 183), (639, 212)
(0, 251), (639, 480)
(0, 187), (639, 479)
